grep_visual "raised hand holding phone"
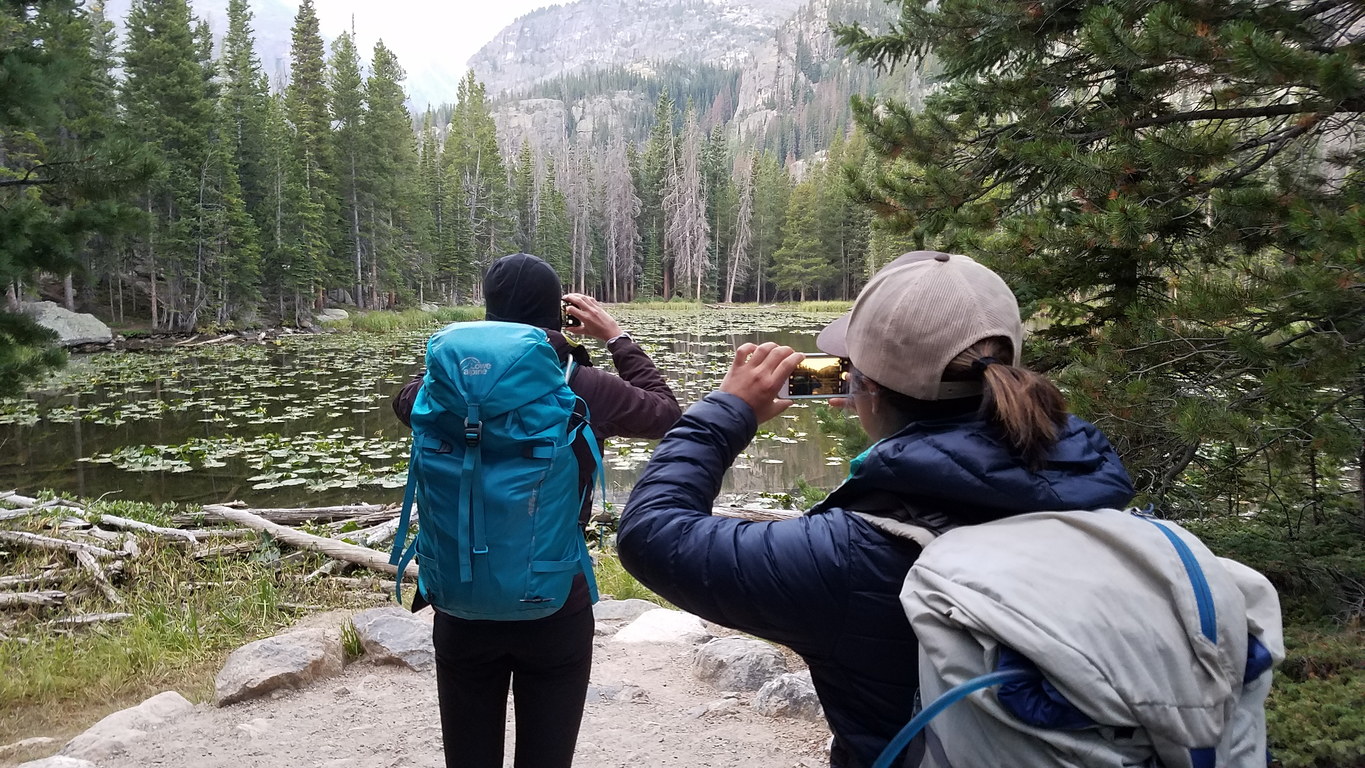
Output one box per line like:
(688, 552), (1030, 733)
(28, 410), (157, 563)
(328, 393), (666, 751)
(779, 354), (850, 399)
(561, 293), (621, 341)
(720, 342), (804, 423)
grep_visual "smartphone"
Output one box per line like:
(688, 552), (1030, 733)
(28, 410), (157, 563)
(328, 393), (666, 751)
(562, 300), (582, 328)
(780, 354), (850, 399)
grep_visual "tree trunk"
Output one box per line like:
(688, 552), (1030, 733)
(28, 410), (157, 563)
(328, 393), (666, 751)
(63, 274), (75, 311)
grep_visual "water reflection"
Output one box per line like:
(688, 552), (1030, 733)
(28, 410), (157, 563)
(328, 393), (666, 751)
(0, 310), (854, 508)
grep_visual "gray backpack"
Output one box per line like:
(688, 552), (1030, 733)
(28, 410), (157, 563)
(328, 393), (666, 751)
(876, 508), (1282, 768)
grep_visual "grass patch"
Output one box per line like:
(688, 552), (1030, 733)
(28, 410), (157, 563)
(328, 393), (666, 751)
(594, 551), (667, 605)
(625, 299), (705, 311)
(791, 300), (852, 313)
(348, 306), (484, 333)
(0, 498), (383, 747)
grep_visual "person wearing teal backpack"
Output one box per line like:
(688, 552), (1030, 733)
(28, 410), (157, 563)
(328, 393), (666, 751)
(392, 253), (681, 768)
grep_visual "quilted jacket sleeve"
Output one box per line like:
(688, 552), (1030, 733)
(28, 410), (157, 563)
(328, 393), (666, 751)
(616, 392), (853, 654)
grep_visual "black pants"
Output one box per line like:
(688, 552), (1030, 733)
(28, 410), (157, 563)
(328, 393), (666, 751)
(432, 603), (594, 768)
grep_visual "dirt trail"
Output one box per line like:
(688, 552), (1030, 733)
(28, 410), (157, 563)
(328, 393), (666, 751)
(90, 630), (831, 768)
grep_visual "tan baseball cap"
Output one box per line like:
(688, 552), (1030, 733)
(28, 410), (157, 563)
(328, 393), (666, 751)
(816, 251), (1024, 400)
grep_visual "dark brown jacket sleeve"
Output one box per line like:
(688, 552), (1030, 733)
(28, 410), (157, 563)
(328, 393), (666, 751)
(571, 336), (681, 439)
(392, 370), (424, 428)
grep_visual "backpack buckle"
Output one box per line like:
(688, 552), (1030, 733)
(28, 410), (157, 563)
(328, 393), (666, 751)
(464, 419), (482, 447)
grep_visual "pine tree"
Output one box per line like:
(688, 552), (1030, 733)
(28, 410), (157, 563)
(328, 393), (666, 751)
(329, 31), (366, 307)
(639, 91), (676, 297)
(1, 1), (149, 396)
(750, 151), (790, 302)
(284, 0), (336, 309)
(838, 0), (1365, 519)
(445, 71), (510, 300)
(771, 178), (834, 301)
(219, 0), (270, 232)
(535, 160), (572, 277)
(511, 141), (537, 254)
(364, 41), (422, 307)
(121, 0), (216, 330)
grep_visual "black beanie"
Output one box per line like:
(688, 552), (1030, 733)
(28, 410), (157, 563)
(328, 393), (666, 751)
(484, 253), (562, 330)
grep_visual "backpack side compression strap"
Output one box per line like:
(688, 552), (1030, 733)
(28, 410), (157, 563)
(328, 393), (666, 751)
(390, 437), (424, 603)
(872, 669), (1037, 768)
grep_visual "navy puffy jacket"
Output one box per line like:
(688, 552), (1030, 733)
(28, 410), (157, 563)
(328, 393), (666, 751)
(617, 392), (1134, 768)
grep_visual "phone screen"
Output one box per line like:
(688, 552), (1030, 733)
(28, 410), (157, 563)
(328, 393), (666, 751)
(781, 354), (850, 399)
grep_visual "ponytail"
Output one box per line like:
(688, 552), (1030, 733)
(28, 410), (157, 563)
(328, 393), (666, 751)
(945, 338), (1068, 470)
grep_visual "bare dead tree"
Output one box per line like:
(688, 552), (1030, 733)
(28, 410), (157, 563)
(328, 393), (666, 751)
(726, 153), (755, 303)
(665, 108), (710, 299)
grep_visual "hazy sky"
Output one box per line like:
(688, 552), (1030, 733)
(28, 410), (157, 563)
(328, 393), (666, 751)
(309, 0), (552, 78)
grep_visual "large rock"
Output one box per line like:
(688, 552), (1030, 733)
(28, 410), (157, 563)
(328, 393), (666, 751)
(58, 690), (193, 762)
(753, 670), (824, 721)
(350, 607), (434, 671)
(612, 608), (711, 645)
(214, 627), (344, 706)
(22, 302), (112, 346)
(693, 636), (789, 692)
(592, 598), (658, 623)
(315, 308), (349, 324)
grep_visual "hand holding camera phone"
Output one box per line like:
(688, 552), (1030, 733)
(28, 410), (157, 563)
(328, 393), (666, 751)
(561, 299), (583, 328)
(779, 354), (850, 399)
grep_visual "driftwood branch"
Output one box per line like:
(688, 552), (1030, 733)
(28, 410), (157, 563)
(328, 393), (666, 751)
(0, 591), (66, 609)
(52, 612), (133, 627)
(177, 503), (390, 527)
(0, 530), (118, 560)
(93, 514), (198, 544)
(202, 505), (417, 581)
(75, 550), (123, 605)
(0, 569), (73, 590)
(0, 492), (86, 518)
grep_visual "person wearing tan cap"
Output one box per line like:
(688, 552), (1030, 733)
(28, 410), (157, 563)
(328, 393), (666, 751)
(616, 252), (1134, 767)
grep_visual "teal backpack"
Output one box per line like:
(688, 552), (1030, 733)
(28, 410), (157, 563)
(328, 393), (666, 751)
(389, 321), (601, 620)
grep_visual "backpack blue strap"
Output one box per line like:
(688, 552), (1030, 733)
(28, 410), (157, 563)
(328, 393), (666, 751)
(578, 419), (604, 603)
(1133, 510), (1217, 643)
(458, 404), (484, 582)
(389, 437), (422, 602)
(571, 392), (603, 603)
(873, 669), (1037, 768)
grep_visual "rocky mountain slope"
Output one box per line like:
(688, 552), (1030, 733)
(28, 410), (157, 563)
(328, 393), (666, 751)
(468, 0), (808, 98)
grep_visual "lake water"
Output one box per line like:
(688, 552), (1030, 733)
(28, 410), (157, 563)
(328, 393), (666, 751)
(0, 307), (860, 510)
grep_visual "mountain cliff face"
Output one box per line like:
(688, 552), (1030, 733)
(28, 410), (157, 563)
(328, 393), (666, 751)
(468, 0), (807, 98)
(485, 0), (905, 160)
(731, 0), (903, 144)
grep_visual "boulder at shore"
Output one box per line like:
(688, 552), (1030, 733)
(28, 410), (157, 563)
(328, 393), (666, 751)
(22, 302), (113, 346)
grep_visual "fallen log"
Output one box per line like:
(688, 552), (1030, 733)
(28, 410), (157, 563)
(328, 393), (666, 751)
(180, 528), (256, 540)
(0, 569), (73, 590)
(176, 503), (391, 527)
(52, 612), (133, 627)
(92, 513), (198, 544)
(204, 505), (417, 581)
(0, 530), (118, 560)
(0, 591), (66, 609)
(75, 549), (123, 606)
(0, 492), (86, 516)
